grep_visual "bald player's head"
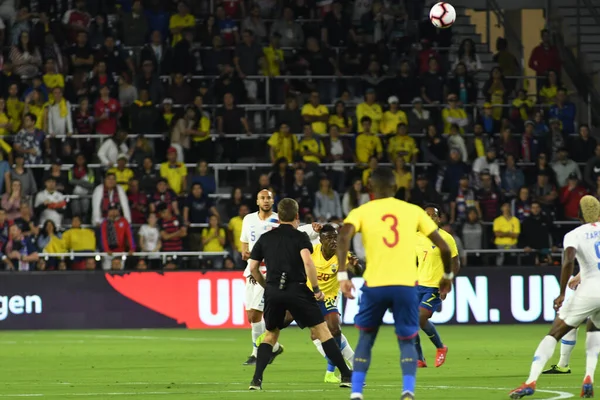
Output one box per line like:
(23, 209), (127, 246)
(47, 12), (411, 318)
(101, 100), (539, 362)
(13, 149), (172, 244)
(370, 167), (397, 198)
(579, 195), (600, 224)
(256, 189), (274, 213)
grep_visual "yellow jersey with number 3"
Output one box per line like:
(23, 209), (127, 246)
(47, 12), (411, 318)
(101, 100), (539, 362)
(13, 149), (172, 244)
(416, 229), (458, 288)
(307, 243), (340, 299)
(344, 198), (438, 287)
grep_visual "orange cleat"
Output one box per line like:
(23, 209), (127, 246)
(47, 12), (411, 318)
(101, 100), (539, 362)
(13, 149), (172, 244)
(581, 375), (594, 398)
(417, 360), (427, 368)
(509, 382), (536, 399)
(435, 345), (448, 367)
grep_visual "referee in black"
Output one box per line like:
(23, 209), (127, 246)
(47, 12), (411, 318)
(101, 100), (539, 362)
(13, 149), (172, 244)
(247, 198), (352, 390)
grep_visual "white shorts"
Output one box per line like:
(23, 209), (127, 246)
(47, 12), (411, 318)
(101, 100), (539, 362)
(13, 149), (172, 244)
(245, 278), (265, 312)
(558, 291), (600, 328)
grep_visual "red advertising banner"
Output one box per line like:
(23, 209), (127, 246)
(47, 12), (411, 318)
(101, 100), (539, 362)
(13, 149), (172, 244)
(0, 268), (562, 330)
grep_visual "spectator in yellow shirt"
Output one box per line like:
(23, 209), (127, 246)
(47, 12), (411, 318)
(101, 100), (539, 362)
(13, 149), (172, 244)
(355, 116), (383, 165)
(328, 101), (353, 134)
(361, 156), (379, 189)
(202, 214), (226, 269)
(159, 147), (188, 194)
(42, 59), (65, 102)
(301, 91), (329, 135)
(108, 154), (135, 191)
(169, 1), (196, 46)
(538, 70), (559, 105)
(380, 96), (408, 135)
(228, 203), (249, 267)
(493, 202), (520, 266)
(267, 122), (299, 163)
(387, 123), (418, 164)
(393, 157), (413, 201)
(299, 124), (326, 164)
(6, 83), (24, 132)
(442, 93), (469, 134)
(511, 89), (534, 123)
(356, 88), (383, 133)
(263, 33), (285, 76)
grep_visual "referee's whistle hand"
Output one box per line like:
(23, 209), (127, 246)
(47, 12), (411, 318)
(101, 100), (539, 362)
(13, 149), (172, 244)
(314, 291), (325, 301)
(340, 280), (355, 299)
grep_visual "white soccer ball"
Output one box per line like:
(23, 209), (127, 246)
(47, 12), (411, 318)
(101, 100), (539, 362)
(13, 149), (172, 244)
(429, 2), (456, 29)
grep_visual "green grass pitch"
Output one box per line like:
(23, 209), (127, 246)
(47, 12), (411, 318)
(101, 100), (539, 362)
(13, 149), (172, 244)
(0, 325), (589, 399)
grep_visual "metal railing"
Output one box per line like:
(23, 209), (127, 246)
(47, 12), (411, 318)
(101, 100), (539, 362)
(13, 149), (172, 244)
(37, 251), (229, 260)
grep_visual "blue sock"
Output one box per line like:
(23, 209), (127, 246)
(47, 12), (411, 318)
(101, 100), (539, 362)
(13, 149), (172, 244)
(423, 320), (443, 349)
(352, 330), (378, 394)
(415, 334), (424, 361)
(398, 338), (417, 394)
(326, 358), (336, 372)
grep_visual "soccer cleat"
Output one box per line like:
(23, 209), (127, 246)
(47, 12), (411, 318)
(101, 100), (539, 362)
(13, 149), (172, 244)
(509, 382), (536, 399)
(243, 355), (257, 365)
(581, 375), (594, 398)
(248, 378), (262, 390)
(417, 360), (428, 368)
(324, 371), (341, 383)
(400, 391), (415, 400)
(435, 345), (448, 367)
(340, 375), (352, 388)
(350, 394), (364, 400)
(268, 344), (284, 364)
(542, 364), (571, 374)
(255, 332), (266, 347)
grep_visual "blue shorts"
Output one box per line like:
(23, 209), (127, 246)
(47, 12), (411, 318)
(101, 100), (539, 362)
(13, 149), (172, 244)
(318, 296), (339, 316)
(417, 285), (442, 313)
(355, 285), (418, 339)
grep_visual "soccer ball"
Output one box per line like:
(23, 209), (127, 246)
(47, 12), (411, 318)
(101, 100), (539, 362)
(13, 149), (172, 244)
(429, 2), (456, 29)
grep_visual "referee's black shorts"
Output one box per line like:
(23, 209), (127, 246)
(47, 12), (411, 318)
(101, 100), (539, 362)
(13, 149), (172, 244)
(264, 283), (324, 331)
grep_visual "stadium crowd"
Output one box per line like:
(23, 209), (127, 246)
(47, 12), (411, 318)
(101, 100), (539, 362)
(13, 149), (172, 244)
(0, 0), (587, 271)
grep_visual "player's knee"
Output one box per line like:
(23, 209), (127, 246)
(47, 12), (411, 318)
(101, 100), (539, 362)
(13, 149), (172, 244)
(419, 312), (430, 329)
(312, 323), (333, 342)
(328, 324), (342, 338)
(247, 310), (263, 323)
(549, 319), (574, 340)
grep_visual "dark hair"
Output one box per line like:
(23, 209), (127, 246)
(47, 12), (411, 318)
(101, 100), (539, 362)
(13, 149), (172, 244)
(360, 116), (372, 124)
(348, 178), (363, 210)
(424, 204), (440, 217)
(156, 203), (168, 213)
(496, 37), (508, 51)
(543, 69), (561, 89)
(277, 198), (299, 222)
(105, 172), (116, 179)
(24, 112), (37, 124)
(17, 30), (35, 54)
(320, 224), (337, 235)
(457, 38), (477, 61)
(42, 219), (58, 237)
(370, 167), (396, 191)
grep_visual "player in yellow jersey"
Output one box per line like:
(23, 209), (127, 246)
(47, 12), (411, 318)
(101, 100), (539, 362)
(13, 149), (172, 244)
(415, 205), (460, 369)
(308, 224), (358, 383)
(336, 167), (453, 400)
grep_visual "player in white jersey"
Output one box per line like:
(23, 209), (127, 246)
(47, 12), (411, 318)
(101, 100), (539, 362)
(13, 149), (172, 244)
(510, 196), (600, 399)
(241, 189), (320, 365)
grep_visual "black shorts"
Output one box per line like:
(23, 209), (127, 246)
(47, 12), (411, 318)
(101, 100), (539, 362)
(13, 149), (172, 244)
(264, 283), (324, 331)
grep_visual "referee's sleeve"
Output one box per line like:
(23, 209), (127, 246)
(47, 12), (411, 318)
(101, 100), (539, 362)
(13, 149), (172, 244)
(299, 232), (313, 254)
(250, 237), (264, 261)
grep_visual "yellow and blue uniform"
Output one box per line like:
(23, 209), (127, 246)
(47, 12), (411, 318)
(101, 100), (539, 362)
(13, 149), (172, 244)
(344, 198), (438, 338)
(308, 243), (340, 316)
(416, 229), (458, 312)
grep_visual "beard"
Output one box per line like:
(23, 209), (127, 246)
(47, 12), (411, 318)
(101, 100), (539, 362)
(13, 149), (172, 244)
(259, 205), (272, 213)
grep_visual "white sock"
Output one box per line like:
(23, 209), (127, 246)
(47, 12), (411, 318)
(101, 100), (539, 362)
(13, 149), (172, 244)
(313, 339), (326, 358)
(585, 331), (600, 382)
(558, 328), (578, 367)
(341, 333), (355, 368)
(251, 321), (265, 357)
(273, 342), (280, 352)
(526, 335), (558, 384)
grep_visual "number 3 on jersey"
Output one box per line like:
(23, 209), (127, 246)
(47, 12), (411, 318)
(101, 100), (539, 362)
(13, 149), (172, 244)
(382, 214), (399, 248)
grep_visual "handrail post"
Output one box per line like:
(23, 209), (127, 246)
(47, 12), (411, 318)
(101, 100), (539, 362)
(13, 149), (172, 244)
(486, 0), (491, 52)
(577, 0), (581, 57)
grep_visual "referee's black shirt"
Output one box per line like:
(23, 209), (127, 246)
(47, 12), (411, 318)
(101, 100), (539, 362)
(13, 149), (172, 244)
(249, 224), (313, 286)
